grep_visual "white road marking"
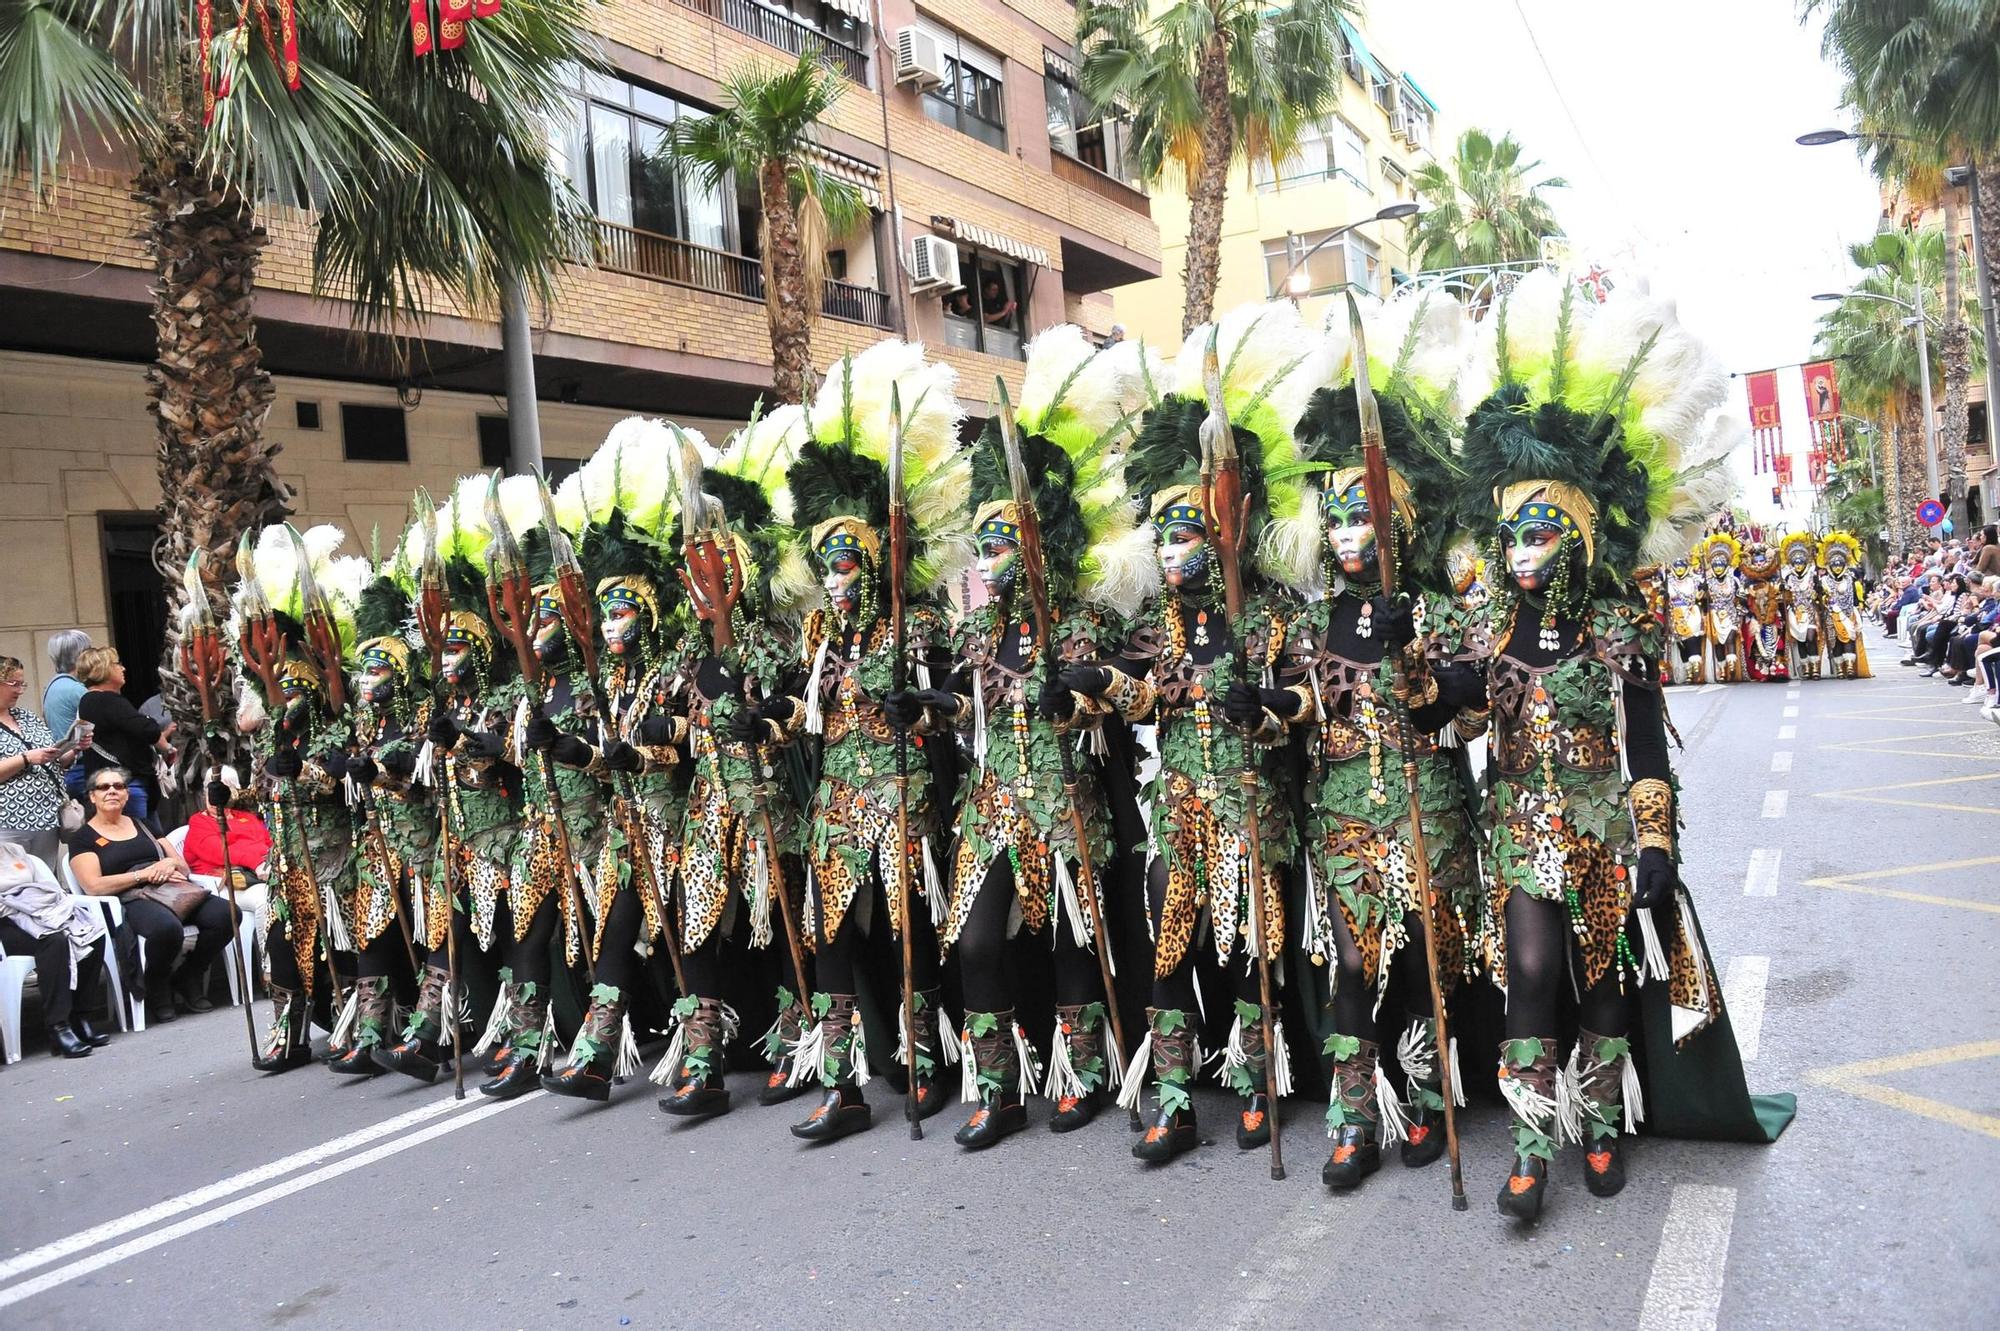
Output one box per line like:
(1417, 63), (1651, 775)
(1776, 724), (1797, 740)
(1761, 790), (1789, 819)
(1723, 956), (1770, 1061)
(0, 1093), (539, 1312)
(1785, 688), (1800, 700)
(1742, 847), (1782, 897)
(0, 1094), (471, 1283)
(1769, 751), (1793, 773)
(1638, 1184), (1739, 1331)
(1697, 682), (1725, 695)
(1782, 704), (1799, 718)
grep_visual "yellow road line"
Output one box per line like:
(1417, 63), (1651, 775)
(1808, 1042), (2000, 1142)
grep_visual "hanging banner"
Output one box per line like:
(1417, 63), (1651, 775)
(1744, 369), (1783, 475)
(1801, 358), (1844, 469)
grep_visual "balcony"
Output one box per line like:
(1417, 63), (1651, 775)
(589, 219), (891, 328)
(1051, 151), (1150, 217)
(673, 0), (870, 85)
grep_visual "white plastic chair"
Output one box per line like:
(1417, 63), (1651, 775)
(60, 853), (138, 1032)
(0, 930), (33, 1064)
(162, 824), (260, 1005)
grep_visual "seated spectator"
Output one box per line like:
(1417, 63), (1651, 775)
(42, 630), (91, 799)
(68, 766), (234, 1024)
(75, 648), (174, 830)
(0, 839), (111, 1058)
(180, 767), (272, 920)
(1884, 575), (1922, 636)
(1, 656), (73, 864)
(1942, 576), (2000, 690)
(1916, 576), (1979, 675)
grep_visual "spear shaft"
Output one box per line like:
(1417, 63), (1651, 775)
(888, 386), (922, 1140)
(415, 559), (468, 1100)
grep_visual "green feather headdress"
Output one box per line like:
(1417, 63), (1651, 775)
(560, 418), (689, 651)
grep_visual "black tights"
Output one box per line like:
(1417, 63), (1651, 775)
(956, 857), (1104, 1014)
(1327, 901), (1436, 1041)
(503, 893), (559, 987)
(592, 885), (648, 997)
(1144, 859), (1263, 1015)
(1502, 890), (1629, 1040)
(814, 873), (940, 996)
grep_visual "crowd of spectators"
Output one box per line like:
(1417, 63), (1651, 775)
(0, 636), (263, 1060)
(1869, 524), (2000, 722)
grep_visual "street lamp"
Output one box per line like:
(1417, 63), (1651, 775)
(1280, 201), (1420, 303)
(1813, 288), (1940, 501)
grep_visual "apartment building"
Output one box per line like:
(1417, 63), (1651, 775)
(1113, 14), (1442, 342)
(0, 0), (1160, 700)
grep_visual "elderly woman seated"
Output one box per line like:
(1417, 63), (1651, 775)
(69, 766), (236, 1024)
(0, 840), (111, 1057)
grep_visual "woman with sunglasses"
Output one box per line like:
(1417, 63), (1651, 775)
(69, 766), (236, 1024)
(1, 656), (72, 864)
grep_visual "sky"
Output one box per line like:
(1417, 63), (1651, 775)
(1368, 0), (1885, 526)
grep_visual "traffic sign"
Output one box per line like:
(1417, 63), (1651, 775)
(1917, 499), (1946, 528)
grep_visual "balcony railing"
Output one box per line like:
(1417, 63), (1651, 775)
(1051, 151), (1150, 217)
(674, 0), (870, 84)
(589, 219), (891, 328)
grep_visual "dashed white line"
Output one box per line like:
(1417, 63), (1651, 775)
(1785, 688), (1800, 700)
(1781, 704), (1799, 718)
(1761, 790), (1789, 819)
(1742, 847), (1782, 897)
(1639, 1184), (1740, 1331)
(1723, 956), (1770, 1061)
(1776, 724), (1797, 740)
(1769, 751), (1793, 774)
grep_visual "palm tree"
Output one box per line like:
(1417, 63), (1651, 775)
(3, 0), (595, 744)
(1079, 0), (1352, 337)
(1407, 128), (1566, 273)
(658, 51), (863, 405)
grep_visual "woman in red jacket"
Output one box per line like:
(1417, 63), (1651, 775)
(181, 771), (272, 920)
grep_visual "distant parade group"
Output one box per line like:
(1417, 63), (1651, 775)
(181, 271), (1794, 1222)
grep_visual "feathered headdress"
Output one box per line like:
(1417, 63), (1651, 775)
(1777, 530), (1818, 571)
(687, 406), (820, 620)
(786, 339), (972, 601)
(1695, 529), (1742, 573)
(1460, 271), (1736, 587)
(1123, 300), (1337, 592)
(967, 326), (1163, 618)
(353, 558), (423, 687)
(1818, 530), (1862, 570)
(561, 418), (686, 655)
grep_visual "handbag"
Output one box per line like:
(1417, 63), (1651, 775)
(54, 777), (85, 834)
(116, 826), (209, 922)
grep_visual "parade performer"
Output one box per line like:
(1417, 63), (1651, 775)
(232, 524), (359, 1073)
(536, 422), (688, 1102)
(647, 420), (818, 1120)
(1286, 294), (1487, 1190)
(935, 329), (1158, 1148)
(778, 340), (971, 1142)
(1461, 273), (1793, 1222)
(1064, 302), (1323, 1166)
(1738, 539), (1789, 682)
(1817, 531), (1871, 678)
(1695, 532), (1745, 683)
(1660, 553), (1707, 684)
(1777, 532), (1824, 680)
(375, 483), (518, 1086)
(317, 554), (428, 1076)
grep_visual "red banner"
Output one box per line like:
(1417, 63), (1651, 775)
(439, 0), (472, 50)
(473, 0), (502, 15)
(278, 0), (300, 91)
(410, 0), (433, 55)
(1744, 369), (1783, 475)
(1800, 358), (1844, 469)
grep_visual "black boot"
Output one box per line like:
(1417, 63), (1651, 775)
(471, 973), (524, 1077)
(544, 985), (631, 1103)
(251, 983), (313, 1073)
(1131, 1008), (1199, 1163)
(373, 964), (452, 1083)
(320, 977), (356, 1064)
(479, 981), (551, 1100)
(1047, 1003), (1109, 1133)
(47, 1023), (93, 1058)
(790, 994), (872, 1143)
(73, 1015), (112, 1048)
(1228, 1005), (1283, 1149)
(1496, 1036), (1560, 1222)
(328, 977), (394, 1076)
(757, 996), (810, 1106)
(1397, 1016), (1449, 1169)
(658, 997), (735, 1119)
(1320, 1036), (1383, 1190)
(954, 1010), (1029, 1149)
(1575, 1028), (1633, 1198)
(173, 964), (215, 1014)
(903, 988), (952, 1122)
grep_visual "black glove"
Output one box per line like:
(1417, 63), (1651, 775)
(1037, 677), (1076, 721)
(637, 715), (674, 746)
(756, 694), (796, 725)
(206, 781), (232, 810)
(523, 712), (559, 754)
(722, 706), (762, 744)
(266, 745), (302, 780)
(1632, 847), (1677, 909)
(881, 689), (924, 731)
(427, 711), (460, 750)
(549, 735), (594, 768)
(348, 755), (379, 787)
(1371, 593), (1417, 651)
(315, 750), (350, 782)
(461, 730), (504, 761)
(1221, 681), (1297, 729)
(1058, 665), (1113, 698)
(380, 748), (417, 779)
(601, 740), (643, 774)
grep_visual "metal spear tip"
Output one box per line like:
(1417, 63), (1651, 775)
(994, 376), (1031, 505)
(1197, 327), (1233, 466)
(887, 382), (906, 499)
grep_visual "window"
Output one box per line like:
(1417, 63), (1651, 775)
(1044, 52), (1138, 184)
(918, 24), (1006, 150)
(551, 67), (737, 252)
(1254, 116), (1369, 193)
(341, 404), (409, 463)
(941, 251), (1027, 359)
(478, 415), (510, 470)
(1263, 229), (1384, 300)
(1382, 159), (1412, 202)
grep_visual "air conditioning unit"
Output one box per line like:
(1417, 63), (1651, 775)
(895, 27), (948, 89)
(1389, 106), (1412, 141)
(909, 234), (961, 293)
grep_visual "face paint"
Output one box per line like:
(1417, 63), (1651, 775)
(1709, 546), (1732, 572)
(1788, 544), (1810, 568)
(1447, 542), (1480, 595)
(1499, 508), (1569, 592)
(533, 595), (568, 666)
(355, 659), (397, 707)
(441, 641), (478, 688)
(1825, 549), (1848, 574)
(821, 548), (866, 616)
(600, 599), (642, 657)
(1323, 483), (1378, 577)
(1156, 513), (1210, 592)
(977, 533), (1021, 599)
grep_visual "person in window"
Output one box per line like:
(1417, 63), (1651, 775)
(945, 286), (975, 320)
(980, 271), (1017, 327)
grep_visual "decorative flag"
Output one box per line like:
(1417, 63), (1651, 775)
(1744, 369), (1783, 475)
(439, 0), (472, 50)
(410, 0), (433, 55)
(416, 0), (500, 57)
(198, 0), (215, 124)
(278, 0), (300, 91)
(1801, 358), (1843, 470)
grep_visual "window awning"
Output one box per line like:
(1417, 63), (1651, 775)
(1337, 16), (1392, 86)
(930, 215), (1050, 268)
(825, 0), (868, 21)
(1399, 73), (1437, 114)
(1043, 47), (1078, 84)
(810, 144), (883, 209)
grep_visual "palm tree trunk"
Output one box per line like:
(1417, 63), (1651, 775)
(1896, 398), (1928, 557)
(135, 115), (287, 768)
(762, 158), (814, 405)
(1180, 31), (1234, 338)
(1940, 190), (1971, 531)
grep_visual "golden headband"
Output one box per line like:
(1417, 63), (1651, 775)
(1324, 465), (1417, 529)
(1148, 483), (1204, 525)
(810, 516), (882, 562)
(441, 610), (493, 655)
(356, 635), (413, 676)
(973, 499), (1026, 541)
(1497, 479), (1598, 567)
(595, 574), (661, 627)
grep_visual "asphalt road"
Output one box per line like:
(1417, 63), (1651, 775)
(3, 625), (1996, 1331)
